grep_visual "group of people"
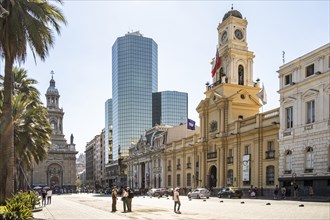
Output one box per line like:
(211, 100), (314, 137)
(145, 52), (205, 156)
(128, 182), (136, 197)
(39, 189), (52, 207)
(273, 185), (286, 199)
(273, 184), (314, 200)
(110, 186), (182, 214)
(111, 186), (134, 213)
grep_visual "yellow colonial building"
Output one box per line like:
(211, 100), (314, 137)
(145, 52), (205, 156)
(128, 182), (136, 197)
(164, 8), (280, 196)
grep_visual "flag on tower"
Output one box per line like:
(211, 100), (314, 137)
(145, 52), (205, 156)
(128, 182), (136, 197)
(211, 48), (221, 77)
(187, 118), (196, 130)
(256, 83), (267, 105)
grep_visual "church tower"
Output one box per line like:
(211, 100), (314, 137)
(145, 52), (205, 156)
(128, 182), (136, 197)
(32, 71), (77, 191)
(46, 71), (67, 147)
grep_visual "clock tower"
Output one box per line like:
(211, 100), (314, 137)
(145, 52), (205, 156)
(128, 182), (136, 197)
(197, 7), (262, 140)
(214, 7), (255, 87)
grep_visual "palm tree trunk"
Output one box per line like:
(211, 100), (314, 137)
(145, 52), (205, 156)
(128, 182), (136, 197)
(0, 57), (14, 204)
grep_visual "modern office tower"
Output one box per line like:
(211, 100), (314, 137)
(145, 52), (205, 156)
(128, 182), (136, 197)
(104, 99), (112, 164)
(152, 91), (188, 126)
(112, 31), (158, 160)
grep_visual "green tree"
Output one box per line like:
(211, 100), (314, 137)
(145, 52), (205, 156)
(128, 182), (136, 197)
(0, 0), (66, 204)
(0, 67), (52, 192)
(13, 67), (52, 190)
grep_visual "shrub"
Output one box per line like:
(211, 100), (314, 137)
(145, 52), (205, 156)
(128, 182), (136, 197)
(0, 191), (38, 220)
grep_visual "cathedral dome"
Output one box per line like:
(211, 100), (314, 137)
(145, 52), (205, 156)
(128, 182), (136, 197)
(222, 9), (243, 22)
(47, 78), (59, 95)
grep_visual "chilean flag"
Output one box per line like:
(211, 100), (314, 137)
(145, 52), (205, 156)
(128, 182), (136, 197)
(211, 48), (221, 77)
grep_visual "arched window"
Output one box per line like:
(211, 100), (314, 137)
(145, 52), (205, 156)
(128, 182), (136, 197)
(285, 150), (292, 173)
(305, 147), (314, 172)
(266, 166), (275, 185)
(227, 169), (233, 186)
(238, 65), (244, 85)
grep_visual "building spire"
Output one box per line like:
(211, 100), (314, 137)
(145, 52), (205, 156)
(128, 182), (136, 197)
(50, 70), (55, 79)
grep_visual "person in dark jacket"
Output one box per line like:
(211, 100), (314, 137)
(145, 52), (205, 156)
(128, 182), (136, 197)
(127, 187), (134, 212)
(111, 186), (118, 212)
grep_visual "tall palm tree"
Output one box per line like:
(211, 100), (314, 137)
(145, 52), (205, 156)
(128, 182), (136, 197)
(0, 67), (52, 193)
(0, 0), (66, 203)
(13, 67), (52, 190)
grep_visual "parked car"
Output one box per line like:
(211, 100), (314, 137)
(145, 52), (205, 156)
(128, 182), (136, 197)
(187, 188), (210, 199)
(147, 188), (162, 197)
(218, 187), (243, 198)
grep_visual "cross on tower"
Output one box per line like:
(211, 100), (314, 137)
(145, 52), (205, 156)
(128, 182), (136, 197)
(50, 70), (55, 79)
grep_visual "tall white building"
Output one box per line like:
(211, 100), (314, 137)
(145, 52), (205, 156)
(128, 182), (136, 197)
(277, 43), (330, 196)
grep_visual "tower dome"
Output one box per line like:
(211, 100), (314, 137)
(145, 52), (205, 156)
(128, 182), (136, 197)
(47, 78), (59, 95)
(222, 8), (243, 22)
(46, 71), (59, 95)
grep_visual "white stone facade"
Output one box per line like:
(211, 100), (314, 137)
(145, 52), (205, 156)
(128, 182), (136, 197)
(277, 43), (330, 196)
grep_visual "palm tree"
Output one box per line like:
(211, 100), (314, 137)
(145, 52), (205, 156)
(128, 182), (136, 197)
(12, 67), (52, 190)
(0, 67), (52, 193)
(0, 0), (66, 203)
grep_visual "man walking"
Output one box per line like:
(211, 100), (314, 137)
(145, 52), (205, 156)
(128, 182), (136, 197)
(111, 186), (118, 212)
(173, 187), (181, 214)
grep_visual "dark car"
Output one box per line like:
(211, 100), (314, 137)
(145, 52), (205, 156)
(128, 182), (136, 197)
(218, 187), (243, 198)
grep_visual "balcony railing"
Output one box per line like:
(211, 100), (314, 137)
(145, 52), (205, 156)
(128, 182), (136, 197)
(265, 150), (275, 159)
(206, 80), (222, 90)
(227, 156), (233, 164)
(305, 168), (313, 173)
(177, 164), (181, 170)
(207, 152), (217, 159)
(186, 162), (192, 169)
(167, 166), (172, 171)
(284, 170), (292, 174)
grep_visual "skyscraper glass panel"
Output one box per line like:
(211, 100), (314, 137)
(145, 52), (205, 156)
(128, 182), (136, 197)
(104, 99), (112, 164)
(112, 31), (158, 160)
(152, 91), (188, 126)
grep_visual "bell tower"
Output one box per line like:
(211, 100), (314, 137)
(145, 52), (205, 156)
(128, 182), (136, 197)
(214, 7), (255, 87)
(45, 71), (65, 143)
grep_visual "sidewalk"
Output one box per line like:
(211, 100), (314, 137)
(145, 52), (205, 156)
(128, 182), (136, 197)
(241, 195), (330, 202)
(33, 195), (129, 220)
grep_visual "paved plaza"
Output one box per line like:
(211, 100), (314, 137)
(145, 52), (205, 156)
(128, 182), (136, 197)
(33, 193), (330, 220)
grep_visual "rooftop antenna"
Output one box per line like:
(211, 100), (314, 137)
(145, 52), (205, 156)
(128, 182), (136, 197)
(282, 51), (285, 64)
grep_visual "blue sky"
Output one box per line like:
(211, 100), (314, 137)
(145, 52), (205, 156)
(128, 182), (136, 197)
(3, 0), (329, 155)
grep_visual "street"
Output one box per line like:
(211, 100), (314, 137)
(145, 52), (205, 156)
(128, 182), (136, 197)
(33, 193), (330, 220)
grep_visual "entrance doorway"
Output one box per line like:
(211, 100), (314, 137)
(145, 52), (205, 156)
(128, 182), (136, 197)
(208, 166), (217, 188)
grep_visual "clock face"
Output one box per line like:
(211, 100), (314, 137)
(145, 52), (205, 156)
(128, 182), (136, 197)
(235, 29), (243, 40)
(221, 31), (228, 43)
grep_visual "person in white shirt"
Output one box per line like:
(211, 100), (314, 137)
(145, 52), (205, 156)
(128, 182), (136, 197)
(173, 187), (181, 214)
(47, 189), (52, 205)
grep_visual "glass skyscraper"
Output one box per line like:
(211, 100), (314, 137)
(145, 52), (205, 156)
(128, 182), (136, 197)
(152, 91), (188, 126)
(104, 99), (112, 164)
(112, 31), (158, 160)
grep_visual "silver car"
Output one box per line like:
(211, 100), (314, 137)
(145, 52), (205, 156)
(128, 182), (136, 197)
(187, 188), (210, 199)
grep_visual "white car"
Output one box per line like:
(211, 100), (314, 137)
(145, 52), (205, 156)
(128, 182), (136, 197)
(187, 188), (210, 199)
